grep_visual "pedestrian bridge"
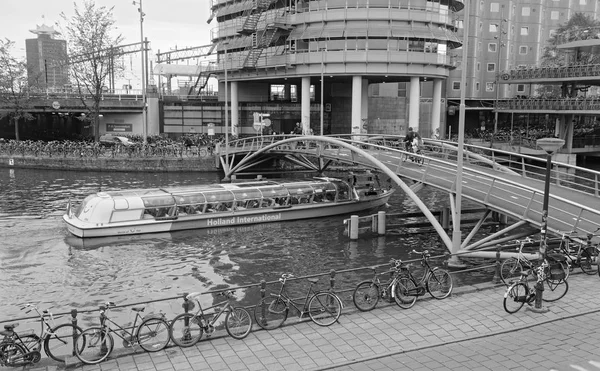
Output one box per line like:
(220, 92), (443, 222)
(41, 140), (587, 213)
(216, 134), (600, 256)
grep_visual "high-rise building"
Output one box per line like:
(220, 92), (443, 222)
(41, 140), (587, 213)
(25, 24), (69, 90)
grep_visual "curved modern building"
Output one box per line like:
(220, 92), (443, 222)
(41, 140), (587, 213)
(208, 0), (464, 137)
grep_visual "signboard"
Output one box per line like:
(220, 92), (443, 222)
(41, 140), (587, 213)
(207, 123), (215, 136)
(106, 123), (132, 132)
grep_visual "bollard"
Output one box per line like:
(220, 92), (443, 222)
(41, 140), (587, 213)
(259, 280), (267, 327)
(377, 211), (386, 235)
(329, 270), (336, 291)
(350, 215), (359, 240)
(99, 306), (108, 354)
(492, 246), (502, 284)
(70, 309), (78, 356)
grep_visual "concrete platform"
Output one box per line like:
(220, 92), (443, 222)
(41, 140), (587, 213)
(9, 273), (600, 371)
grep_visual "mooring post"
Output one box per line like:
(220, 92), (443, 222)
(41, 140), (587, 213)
(377, 211), (386, 235)
(329, 269), (336, 291)
(350, 215), (359, 240)
(492, 245), (502, 284)
(181, 292), (191, 326)
(259, 280), (266, 327)
(70, 309), (78, 356)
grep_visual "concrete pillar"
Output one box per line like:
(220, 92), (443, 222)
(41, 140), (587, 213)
(231, 81), (239, 137)
(566, 115), (575, 153)
(352, 75), (362, 138)
(361, 78), (368, 136)
(301, 77), (311, 134)
(147, 95), (160, 135)
(409, 76), (420, 133)
(431, 79), (442, 137)
(283, 83), (291, 100)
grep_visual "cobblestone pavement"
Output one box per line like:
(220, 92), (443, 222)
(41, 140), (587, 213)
(8, 272), (600, 371)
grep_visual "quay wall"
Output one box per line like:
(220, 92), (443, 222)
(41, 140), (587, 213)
(0, 155), (219, 173)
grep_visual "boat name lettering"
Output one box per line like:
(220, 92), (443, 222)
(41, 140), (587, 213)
(206, 214), (282, 226)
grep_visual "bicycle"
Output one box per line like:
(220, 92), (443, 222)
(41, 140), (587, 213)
(503, 259), (569, 313)
(352, 259), (406, 311)
(551, 230), (596, 275)
(254, 273), (342, 329)
(0, 304), (83, 366)
(500, 238), (568, 285)
(169, 290), (252, 347)
(393, 250), (453, 309)
(74, 302), (170, 365)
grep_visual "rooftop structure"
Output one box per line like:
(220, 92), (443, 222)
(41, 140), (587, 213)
(25, 24), (69, 90)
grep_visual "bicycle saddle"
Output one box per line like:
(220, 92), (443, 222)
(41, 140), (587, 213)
(2, 323), (18, 333)
(307, 278), (319, 284)
(131, 305), (146, 312)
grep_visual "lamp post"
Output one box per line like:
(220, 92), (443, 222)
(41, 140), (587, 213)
(133, 0), (147, 143)
(493, 14), (507, 134)
(534, 137), (565, 311)
(223, 41), (229, 169)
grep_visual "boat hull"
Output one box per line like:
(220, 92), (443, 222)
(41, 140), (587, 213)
(63, 191), (392, 238)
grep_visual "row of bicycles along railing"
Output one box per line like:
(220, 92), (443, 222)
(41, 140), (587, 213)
(497, 97), (600, 111)
(501, 230), (600, 314)
(502, 63), (600, 80)
(0, 140), (214, 159)
(0, 250), (453, 366)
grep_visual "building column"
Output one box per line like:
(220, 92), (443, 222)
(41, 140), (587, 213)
(431, 78), (442, 138)
(147, 92), (160, 136)
(351, 76), (362, 138)
(409, 76), (420, 133)
(361, 78), (368, 136)
(231, 81), (239, 137)
(301, 77), (311, 134)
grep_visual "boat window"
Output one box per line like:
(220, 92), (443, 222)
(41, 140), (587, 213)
(284, 184), (314, 204)
(142, 195), (176, 208)
(204, 190), (235, 203)
(236, 199), (260, 210)
(331, 180), (351, 201)
(310, 182), (337, 203)
(174, 194), (206, 215)
(74, 194), (95, 217)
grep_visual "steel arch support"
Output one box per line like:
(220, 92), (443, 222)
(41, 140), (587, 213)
(225, 136), (453, 251)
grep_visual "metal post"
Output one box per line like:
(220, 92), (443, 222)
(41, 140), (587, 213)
(224, 42), (229, 168)
(494, 11), (506, 133)
(259, 280), (266, 327)
(134, 0), (147, 143)
(492, 245), (502, 284)
(70, 309), (78, 356)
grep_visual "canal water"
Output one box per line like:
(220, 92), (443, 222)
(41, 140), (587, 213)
(0, 167), (494, 325)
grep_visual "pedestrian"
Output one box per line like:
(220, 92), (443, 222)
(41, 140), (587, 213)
(431, 128), (440, 140)
(293, 122), (303, 135)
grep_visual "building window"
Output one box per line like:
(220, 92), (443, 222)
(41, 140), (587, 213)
(522, 7), (530, 16)
(398, 83), (407, 97)
(477, 62), (481, 71)
(487, 63), (496, 72)
(490, 3), (499, 12)
(270, 84), (285, 101)
(489, 43), (497, 52)
(452, 81), (460, 90)
(521, 27), (529, 36)
(519, 46), (528, 55)
(517, 84), (525, 93)
(551, 11), (559, 20)
(486, 82), (495, 92)
(580, 0), (586, 4)
(490, 24), (498, 33)
(476, 82), (480, 91)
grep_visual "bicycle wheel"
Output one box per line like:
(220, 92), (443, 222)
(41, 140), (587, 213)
(308, 292), (342, 326)
(500, 258), (523, 285)
(579, 248), (596, 275)
(75, 327), (114, 365)
(426, 269), (453, 299)
(0, 342), (29, 366)
(169, 313), (203, 347)
(254, 297), (288, 330)
(503, 282), (527, 314)
(44, 323), (83, 362)
(352, 281), (380, 312)
(199, 148), (208, 157)
(393, 276), (417, 309)
(542, 278), (569, 302)
(136, 317), (170, 352)
(225, 307), (252, 340)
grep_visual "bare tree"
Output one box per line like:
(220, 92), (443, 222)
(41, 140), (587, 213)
(0, 39), (36, 141)
(59, 0), (123, 141)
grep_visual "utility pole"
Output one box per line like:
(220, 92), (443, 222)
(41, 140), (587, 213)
(494, 9), (507, 133)
(133, 0), (147, 143)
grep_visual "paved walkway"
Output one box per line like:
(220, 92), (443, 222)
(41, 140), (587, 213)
(8, 272), (600, 371)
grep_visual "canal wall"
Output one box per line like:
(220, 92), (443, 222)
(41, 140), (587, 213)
(0, 155), (220, 173)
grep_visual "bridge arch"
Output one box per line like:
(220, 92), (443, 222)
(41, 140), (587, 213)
(221, 136), (454, 251)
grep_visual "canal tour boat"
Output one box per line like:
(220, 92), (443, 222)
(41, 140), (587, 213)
(63, 172), (394, 238)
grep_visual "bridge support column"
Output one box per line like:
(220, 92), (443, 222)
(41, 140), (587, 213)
(409, 76), (420, 133)
(231, 81), (239, 137)
(431, 79), (442, 138)
(301, 77), (311, 134)
(147, 93), (160, 136)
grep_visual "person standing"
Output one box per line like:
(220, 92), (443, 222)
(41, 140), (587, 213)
(293, 122), (303, 135)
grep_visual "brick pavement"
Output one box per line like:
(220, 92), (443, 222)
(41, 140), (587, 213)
(8, 272), (600, 371)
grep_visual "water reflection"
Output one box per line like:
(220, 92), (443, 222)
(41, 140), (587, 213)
(0, 167), (493, 325)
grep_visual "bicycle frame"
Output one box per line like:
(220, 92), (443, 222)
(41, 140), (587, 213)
(270, 281), (320, 316)
(97, 307), (146, 346)
(400, 257), (437, 295)
(188, 298), (233, 329)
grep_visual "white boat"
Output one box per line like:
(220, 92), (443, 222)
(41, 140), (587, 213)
(63, 172), (394, 238)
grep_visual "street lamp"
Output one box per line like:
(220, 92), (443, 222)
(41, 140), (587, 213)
(493, 14), (507, 133)
(534, 137), (565, 311)
(223, 41), (229, 169)
(133, 0), (147, 143)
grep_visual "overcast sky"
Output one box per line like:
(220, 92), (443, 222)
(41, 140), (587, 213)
(1, 0), (216, 90)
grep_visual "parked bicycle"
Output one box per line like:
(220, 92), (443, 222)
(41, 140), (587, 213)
(500, 238), (568, 285)
(169, 290), (252, 347)
(254, 274), (342, 329)
(503, 259), (569, 313)
(394, 250), (453, 309)
(0, 304), (83, 366)
(352, 259), (405, 311)
(74, 302), (170, 365)
(551, 230), (597, 275)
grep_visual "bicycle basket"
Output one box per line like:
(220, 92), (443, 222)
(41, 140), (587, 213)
(549, 265), (565, 280)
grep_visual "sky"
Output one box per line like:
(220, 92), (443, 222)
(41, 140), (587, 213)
(1, 0), (216, 90)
